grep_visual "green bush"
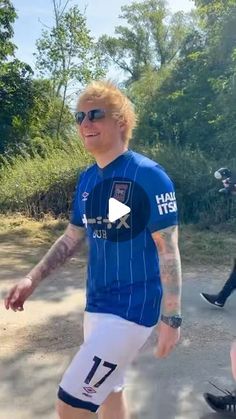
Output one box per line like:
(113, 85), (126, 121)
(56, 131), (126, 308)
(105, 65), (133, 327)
(0, 138), (93, 217)
(135, 143), (236, 226)
(0, 139), (235, 226)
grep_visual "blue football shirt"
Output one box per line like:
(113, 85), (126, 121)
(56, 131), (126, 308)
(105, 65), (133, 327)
(71, 150), (178, 326)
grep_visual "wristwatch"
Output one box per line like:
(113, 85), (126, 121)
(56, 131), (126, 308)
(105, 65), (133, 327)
(161, 314), (182, 328)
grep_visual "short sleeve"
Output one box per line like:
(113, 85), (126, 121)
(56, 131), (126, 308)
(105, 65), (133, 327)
(70, 173), (84, 228)
(143, 165), (178, 233)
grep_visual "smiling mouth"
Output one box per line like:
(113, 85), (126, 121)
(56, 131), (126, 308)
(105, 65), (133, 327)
(85, 133), (100, 138)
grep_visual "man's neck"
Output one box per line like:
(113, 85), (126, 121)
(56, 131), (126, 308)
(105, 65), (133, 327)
(95, 146), (128, 169)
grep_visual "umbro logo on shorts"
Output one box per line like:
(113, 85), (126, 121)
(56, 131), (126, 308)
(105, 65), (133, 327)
(82, 386), (97, 398)
(83, 386), (97, 394)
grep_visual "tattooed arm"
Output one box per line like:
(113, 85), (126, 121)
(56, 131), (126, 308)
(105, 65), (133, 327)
(28, 223), (85, 285)
(151, 225), (182, 358)
(4, 223), (85, 311)
(151, 225), (182, 316)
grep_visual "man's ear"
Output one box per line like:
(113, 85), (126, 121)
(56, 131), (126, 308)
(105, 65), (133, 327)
(118, 118), (126, 132)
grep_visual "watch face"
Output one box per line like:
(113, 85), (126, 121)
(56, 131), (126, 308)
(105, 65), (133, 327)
(170, 316), (182, 328)
(161, 315), (182, 328)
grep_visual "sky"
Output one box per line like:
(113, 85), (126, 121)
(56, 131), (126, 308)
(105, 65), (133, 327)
(12, 0), (195, 70)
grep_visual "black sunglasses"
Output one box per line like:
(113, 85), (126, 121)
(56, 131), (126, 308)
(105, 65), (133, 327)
(75, 109), (106, 125)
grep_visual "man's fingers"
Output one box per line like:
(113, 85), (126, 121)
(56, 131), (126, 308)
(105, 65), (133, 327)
(16, 305), (24, 311)
(12, 306), (24, 312)
(155, 344), (167, 358)
(4, 287), (24, 311)
(4, 278), (33, 312)
(4, 298), (9, 310)
(10, 298), (24, 311)
(154, 342), (175, 359)
(10, 289), (20, 305)
(4, 286), (17, 310)
(11, 295), (19, 305)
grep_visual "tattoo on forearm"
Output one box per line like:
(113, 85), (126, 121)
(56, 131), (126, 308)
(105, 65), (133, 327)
(29, 234), (82, 284)
(159, 255), (182, 314)
(153, 226), (182, 316)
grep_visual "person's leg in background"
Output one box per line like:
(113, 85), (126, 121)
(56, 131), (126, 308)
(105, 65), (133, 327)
(204, 341), (236, 414)
(201, 259), (236, 307)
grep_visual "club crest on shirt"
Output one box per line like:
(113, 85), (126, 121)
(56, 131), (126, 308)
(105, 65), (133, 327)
(110, 181), (132, 204)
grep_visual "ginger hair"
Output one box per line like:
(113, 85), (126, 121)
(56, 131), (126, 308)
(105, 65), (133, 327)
(77, 80), (137, 145)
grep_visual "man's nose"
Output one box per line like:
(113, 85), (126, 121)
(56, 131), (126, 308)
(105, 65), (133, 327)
(81, 114), (93, 127)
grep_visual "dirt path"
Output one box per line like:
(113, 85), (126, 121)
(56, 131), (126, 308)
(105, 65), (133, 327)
(1, 240), (236, 419)
(0, 240), (87, 419)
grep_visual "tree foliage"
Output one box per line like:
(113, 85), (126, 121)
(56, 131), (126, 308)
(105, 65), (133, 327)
(130, 0), (236, 159)
(0, 0), (104, 154)
(98, 0), (193, 84)
(0, 0), (16, 60)
(1, 0), (236, 225)
(34, 0), (105, 138)
(0, 1), (35, 154)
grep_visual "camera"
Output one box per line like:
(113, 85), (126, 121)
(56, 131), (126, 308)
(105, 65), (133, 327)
(214, 167), (236, 195)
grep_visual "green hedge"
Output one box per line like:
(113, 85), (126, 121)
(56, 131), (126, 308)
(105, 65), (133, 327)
(0, 139), (92, 217)
(136, 143), (236, 226)
(0, 140), (235, 226)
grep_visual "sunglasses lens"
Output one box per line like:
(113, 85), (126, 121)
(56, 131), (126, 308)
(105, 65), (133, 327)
(90, 109), (106, 121)
(75, 112), (85, 125)
(75, 109), (106, 125)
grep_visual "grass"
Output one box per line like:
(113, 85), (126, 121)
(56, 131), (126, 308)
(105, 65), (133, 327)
(0, 139), (93, 215)
(0, 215), (235, 266)
(0, 214), (67, 247)
(179, 224), (236, 266)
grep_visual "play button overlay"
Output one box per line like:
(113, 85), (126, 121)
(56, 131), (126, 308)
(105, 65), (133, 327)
(108, 198), (131, 222)
(85, 177), (150, 242)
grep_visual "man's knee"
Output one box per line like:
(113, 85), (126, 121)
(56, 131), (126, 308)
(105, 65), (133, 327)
(56, 399), (72, 419)
(99, 390), (130, 419)
(56, 399), (94, 419)
(103, 390), (124, 406)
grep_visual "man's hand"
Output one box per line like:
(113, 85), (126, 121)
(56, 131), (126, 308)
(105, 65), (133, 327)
(154, 321), (180, 358)
(4, 224), (85, 312)
(223, 178), (236, 195)
(4, 277), (36, 312)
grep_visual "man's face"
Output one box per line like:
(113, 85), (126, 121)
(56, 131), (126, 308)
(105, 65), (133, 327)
(76, 101), (125, 154)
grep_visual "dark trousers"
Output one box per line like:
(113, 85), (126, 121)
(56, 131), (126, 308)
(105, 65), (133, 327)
(217, 259), (236, 303)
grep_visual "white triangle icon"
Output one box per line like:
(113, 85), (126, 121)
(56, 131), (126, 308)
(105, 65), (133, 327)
(108, 198), (131, 222)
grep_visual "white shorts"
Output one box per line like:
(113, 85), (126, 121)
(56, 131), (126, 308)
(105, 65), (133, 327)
(58, 311), (154, 412)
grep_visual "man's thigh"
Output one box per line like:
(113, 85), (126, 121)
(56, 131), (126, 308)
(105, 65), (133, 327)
(58, 312), (153, 413)
(56, 399), (95, 419)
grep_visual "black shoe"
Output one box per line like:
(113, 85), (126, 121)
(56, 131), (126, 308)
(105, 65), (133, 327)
(204, 385), (236, 415)
(200, 292), (225, 307)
